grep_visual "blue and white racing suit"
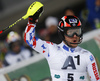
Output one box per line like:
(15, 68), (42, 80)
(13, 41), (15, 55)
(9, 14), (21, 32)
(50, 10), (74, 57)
(24, 21), (100, 81)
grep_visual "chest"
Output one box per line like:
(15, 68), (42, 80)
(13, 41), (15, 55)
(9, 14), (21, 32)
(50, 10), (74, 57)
(6, 54), (24, 64)
(48, 50), (87, 72)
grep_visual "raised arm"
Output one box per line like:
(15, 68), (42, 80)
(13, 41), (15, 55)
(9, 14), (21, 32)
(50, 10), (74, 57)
(24, 7), (52, 58)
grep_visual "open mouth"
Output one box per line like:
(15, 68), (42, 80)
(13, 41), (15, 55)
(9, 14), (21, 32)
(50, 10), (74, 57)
(73, 40), (77, 43)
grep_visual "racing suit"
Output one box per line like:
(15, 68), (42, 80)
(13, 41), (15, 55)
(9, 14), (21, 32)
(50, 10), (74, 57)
(24, 21), (100, 81)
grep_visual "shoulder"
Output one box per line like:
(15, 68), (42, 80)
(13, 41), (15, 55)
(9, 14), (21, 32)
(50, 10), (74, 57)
(21, 48), (31, 55)
(45, 41), (58, 48)
(5, 52), (14, 58)
(46, 42), (62, 51)
(77, 46), (95, 61)
(77, 46), (92, 55)
(22, 48), (31, 52)
(4, 52), (16, 63)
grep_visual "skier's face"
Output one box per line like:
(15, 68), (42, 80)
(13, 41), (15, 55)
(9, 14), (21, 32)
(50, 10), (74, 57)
(64, 34), (80, 48)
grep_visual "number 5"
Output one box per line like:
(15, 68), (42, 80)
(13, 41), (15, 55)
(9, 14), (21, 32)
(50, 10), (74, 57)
(68, 73), (74, 81)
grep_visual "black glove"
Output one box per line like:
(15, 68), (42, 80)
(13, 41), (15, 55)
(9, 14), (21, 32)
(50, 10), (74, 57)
(29, 7), (43, 23)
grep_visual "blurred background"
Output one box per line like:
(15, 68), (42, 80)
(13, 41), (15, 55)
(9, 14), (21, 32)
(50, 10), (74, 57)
(0, 0), (87, 39)
(0, 0), (100, 81)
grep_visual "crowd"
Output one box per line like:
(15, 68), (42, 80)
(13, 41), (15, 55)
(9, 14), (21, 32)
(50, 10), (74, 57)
(0, 0), (100, 69)
(0, 31), (35, 68)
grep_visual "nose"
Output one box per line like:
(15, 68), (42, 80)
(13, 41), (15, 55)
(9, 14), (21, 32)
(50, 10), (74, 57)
(73, 34), (77, 37)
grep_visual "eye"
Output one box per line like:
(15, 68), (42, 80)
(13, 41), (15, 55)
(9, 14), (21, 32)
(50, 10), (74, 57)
(67, 30), (73, 35)
(76, 30), (79, 33)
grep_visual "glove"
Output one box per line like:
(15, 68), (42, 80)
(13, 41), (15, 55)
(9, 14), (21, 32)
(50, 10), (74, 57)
(29, 7), (43, 23)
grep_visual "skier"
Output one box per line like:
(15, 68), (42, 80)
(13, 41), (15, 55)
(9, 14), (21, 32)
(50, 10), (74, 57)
(24, 6), (100, 81)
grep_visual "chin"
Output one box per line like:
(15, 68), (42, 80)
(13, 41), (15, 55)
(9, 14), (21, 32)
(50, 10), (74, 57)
(70, 44), (78, 48)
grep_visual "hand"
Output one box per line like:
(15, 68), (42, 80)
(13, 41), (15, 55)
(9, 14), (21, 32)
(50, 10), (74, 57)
(29, 7), (43, 23)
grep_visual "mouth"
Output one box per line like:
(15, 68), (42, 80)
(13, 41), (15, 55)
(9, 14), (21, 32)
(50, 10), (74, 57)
(73, 40), (77, 43)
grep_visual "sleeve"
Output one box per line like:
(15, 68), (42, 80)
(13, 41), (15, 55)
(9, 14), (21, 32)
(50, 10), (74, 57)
(24, 21), (53, 58)
(86, 52), (100, 81)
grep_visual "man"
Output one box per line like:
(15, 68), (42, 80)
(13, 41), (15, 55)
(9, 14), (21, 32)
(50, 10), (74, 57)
(4, 31), (32, 66)
(64, 7), (75, 16)
(24, 5), (100, 81)
(45, 16), (61, 43)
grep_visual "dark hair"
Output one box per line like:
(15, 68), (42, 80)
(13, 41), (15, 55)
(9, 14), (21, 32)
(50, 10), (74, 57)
(63, 7), (75, 15)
